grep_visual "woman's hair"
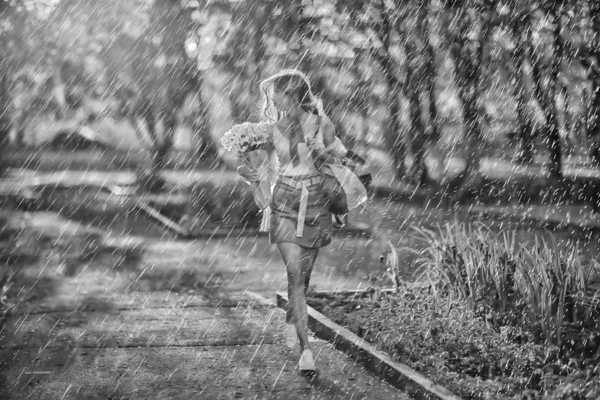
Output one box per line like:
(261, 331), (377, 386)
(272, 75), (312, 108)
(258, 69), (324, 123)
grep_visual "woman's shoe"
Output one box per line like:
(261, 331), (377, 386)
(283, 323), (298, 349)
(332, 213), (347, 228)
(298, 349), (316, 372)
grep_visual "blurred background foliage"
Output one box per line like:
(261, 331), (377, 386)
(0, 0), (599, 193)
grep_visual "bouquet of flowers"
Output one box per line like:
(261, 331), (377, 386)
(221, 121), (276, 232)
(221, 121), (271, 156)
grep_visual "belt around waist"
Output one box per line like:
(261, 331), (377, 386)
(279, 175), (322, 189)
(277, 174), (322, 238)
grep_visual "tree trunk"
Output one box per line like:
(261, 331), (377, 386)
(136, 100), (169, 193)
(404, 30), (428, 186)
(380, 10), (407, 179)
(511, 11), (535, 164)
(157, 106), (177, 171)
(560, 82), (573, 154)
(425, 0), (440, 145)
(423, 0), (449, 188)
(588, 0), (600, 165)
(1, 3), (18, 157)
(249, 3), (268, 91)
(402, 0), (429, 187)
(279, 0), (310, 69)
(348, 52), (369, 152)
(548, 4), (563, 178)
(153, 140), (172, 172)
(189, 74), (216, 164)
(357, 85), (369, 154)
(530, 5), (563, 179)
(448, 4), (490, 202)
(0, 73), (10, 176)
(141, 101), (163, 172)
(228, 2), (269, 123)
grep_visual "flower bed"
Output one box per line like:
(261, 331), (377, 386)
(307, 222), (600, 399)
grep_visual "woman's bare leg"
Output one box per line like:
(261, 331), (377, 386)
(278, 242), (314, 352)
(301, 247), (319, 294)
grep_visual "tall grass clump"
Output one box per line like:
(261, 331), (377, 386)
(516, 238), (600, 346)
(411, 221), (600, 347)
(412, 222), (519, 313)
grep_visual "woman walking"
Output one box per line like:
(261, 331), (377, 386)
(224, 69), (352, 373)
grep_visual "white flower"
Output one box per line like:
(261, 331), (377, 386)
(221, 121), (271, 156)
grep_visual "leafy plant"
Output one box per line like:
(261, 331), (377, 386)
(410, 222), (518, 313)
(410, 221), (600, 347)
(516, 237), (600, 346)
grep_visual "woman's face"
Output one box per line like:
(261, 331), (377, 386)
(273, 87), (302, 119)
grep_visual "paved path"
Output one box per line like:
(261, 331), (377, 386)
(0, 212), (409, 399)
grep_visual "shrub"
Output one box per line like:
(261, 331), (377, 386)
(411, 221), (600, 347)
(516, 238), (600, 346)
(411, 222), (519, 313)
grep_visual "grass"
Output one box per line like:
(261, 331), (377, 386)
(411, 222), (600, 347)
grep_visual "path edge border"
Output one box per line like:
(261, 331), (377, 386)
(276, 291), (462, 400)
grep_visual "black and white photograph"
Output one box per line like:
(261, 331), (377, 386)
(1, 0), (600, 399)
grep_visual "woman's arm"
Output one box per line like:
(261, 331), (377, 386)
(237, 155), (260, 182)
(320, 117), (348, 158)
(236, 124), (275, 181)
(319, 116), (366, 165)
(308, 115), (349, 165)
(238, 142), (276, 183)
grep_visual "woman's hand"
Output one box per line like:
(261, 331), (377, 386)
(237, 164), (260, 182)
(346, 150), (366, 165)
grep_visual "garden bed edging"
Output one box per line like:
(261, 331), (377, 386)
(276, 290), (461, 400)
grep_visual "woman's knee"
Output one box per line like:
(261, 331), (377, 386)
(278, 243), (301, 264)
(300, 248), (318, 272)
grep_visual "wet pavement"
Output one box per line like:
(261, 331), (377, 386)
(0, 212), (410, 399)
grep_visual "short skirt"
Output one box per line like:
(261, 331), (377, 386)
(270, 175), (332, 248)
